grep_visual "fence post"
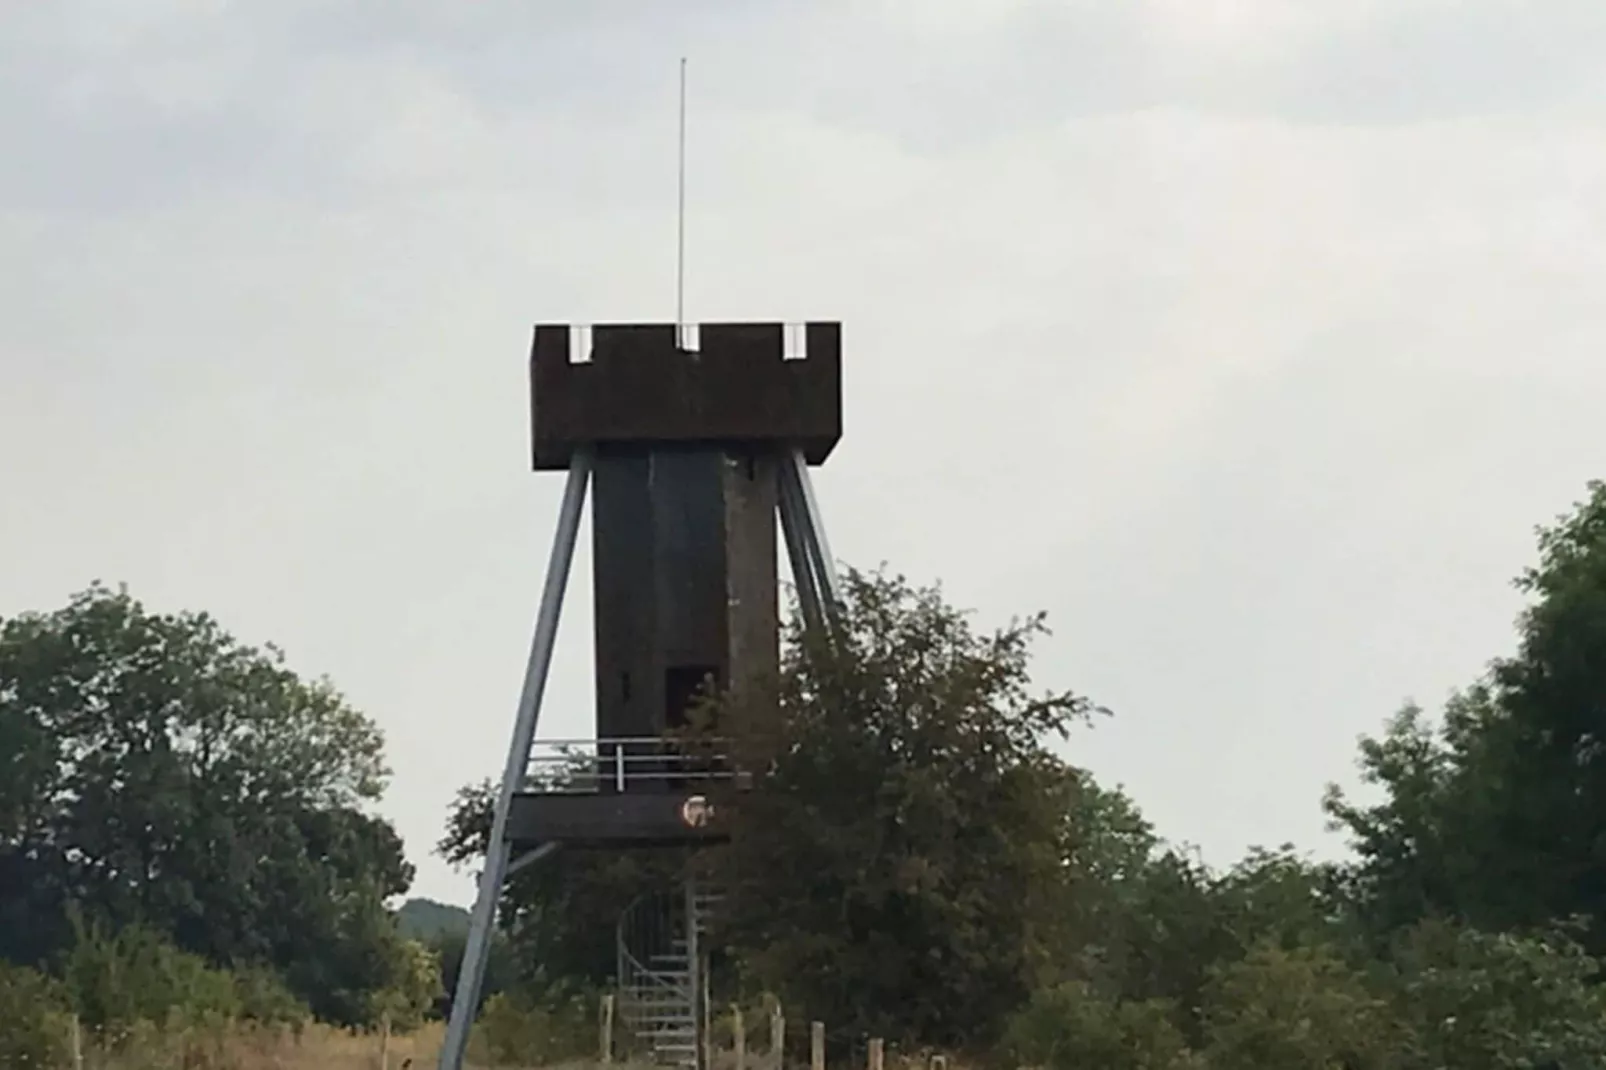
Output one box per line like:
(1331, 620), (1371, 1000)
(733, 1005), (747, 1070)
(867, 1039), (883, 1070)
(379, 1012), (392, 1070)
(769, 1003), (786, 1069)
(68, 1013), (83, 1070)
(600, 993), (616, 1065)
(810, 1022), (825, 1070)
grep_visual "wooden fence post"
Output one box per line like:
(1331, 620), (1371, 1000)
(769, 1003), (786, 1069)
(867, 1039), (883, 1070)
(68, 1013), (84, 1070)
(379, 1012), (392, 1070)
(810, 1022), (825, 1070)
(733, 1005), (747, 1070)
(600, 993), (616, 1065)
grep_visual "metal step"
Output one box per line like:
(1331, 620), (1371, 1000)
(617, 884), (726, 1070)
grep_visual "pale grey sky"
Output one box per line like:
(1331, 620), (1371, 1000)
(4, 1), (1604, 905)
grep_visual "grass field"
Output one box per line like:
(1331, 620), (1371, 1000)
(73, 1021), (473, 1070)
(69, 1011), (917, 1070)
(74, 1020), (756, 1070)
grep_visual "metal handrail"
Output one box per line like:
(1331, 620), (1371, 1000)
(523, 736), (737, 795)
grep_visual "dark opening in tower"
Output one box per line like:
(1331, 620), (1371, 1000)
(665, 664), (719, 730)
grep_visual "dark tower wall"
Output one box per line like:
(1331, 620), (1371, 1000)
(590, 446), (780, 755)
(650, 448), (728, 730)
(590, 449), (657, 744)
(722, 451), (780, 748)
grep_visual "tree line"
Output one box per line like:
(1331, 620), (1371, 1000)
(9, 481), (1606, 1067)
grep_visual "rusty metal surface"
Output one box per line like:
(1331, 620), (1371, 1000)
(530, 321), (842, 470)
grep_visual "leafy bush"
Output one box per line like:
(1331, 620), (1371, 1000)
(1002, 980), (1197, 1070)
(1383, 919), (1606, 1070)
(59, 915), (310, 1048)
(63, 919), (242, 1038)
(229, 961), (312, 1029)
(369, 938), (446, 1031)
(470, 989), (597, 1066)
(0, 962), (74, 1069)
(1199, 943), (1400, 1070)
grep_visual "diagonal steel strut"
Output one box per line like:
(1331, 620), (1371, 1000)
(437, 451), (592, 1070)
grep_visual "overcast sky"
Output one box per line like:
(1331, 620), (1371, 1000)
(4, 1), (1604, 906)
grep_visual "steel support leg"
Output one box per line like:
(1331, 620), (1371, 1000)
(438, 451), (593, 1070)
(779, 449), (841, 630)
(777, 460), (825, 634)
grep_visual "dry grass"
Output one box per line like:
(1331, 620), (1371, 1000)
(78, 1021), (437, 1070)
(79, 1020), (593, 1070)
(80, 1018), (692, 1070)
(85, 1018), (955, 1070)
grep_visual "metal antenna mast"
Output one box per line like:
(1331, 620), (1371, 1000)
(676, 57), (688, 341)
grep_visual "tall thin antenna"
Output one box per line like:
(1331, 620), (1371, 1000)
(676, 57), (688, 342)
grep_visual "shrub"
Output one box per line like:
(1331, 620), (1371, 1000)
(229, 961), (312, 1029)
(471, 989), (597, 1066)
(62, 919), (241, 1039)
(369, 939), (446, 1031)
(1002, 981), (1198, 1070)
(0, 962), (74, 1069)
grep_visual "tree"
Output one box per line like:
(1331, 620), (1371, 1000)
(1327, 481), (1606, 948)
(0, 583), (413, 1024)
(709, 567), (1101, 1048)
(1053, 834), (1352, 1048)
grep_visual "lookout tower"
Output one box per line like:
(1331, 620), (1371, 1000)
(440, 322), (845, 1070)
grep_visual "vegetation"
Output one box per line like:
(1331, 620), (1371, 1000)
(11, 480), (1606, 1066)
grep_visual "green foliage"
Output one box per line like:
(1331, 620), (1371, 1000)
(1055, 833), (1350, 1049)
(1200, 943), (1399, 1070)
(428, 922), (520, 1019)
(470, 989), (598, 1067)
(713, 567), (1101, 1048)
(1328, 481), (1606, 948)
(1003, 981), (1197, 1070)
(64, 918), (244, 1034)
(369, 939), (446, 1031)
(228, 961), (311, 1028)
(0, 583), (412, 1026)
(0, 961), (74, 1070)
(1383, 919), (1606, 1069)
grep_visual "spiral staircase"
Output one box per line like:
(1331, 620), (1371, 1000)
(616, 880), (723, 1069)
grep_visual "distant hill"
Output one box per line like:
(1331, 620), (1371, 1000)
(397, 897), (471, 941)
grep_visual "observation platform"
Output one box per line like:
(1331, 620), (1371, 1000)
(506, 737), (749, 849)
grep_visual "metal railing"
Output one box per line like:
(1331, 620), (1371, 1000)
(522, 737), (738, 794)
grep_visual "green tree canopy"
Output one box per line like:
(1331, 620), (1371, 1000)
(713, 568), (1102, 1047)
(0, 583), (413, 1024)
(1327, 480), (1606, 948)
